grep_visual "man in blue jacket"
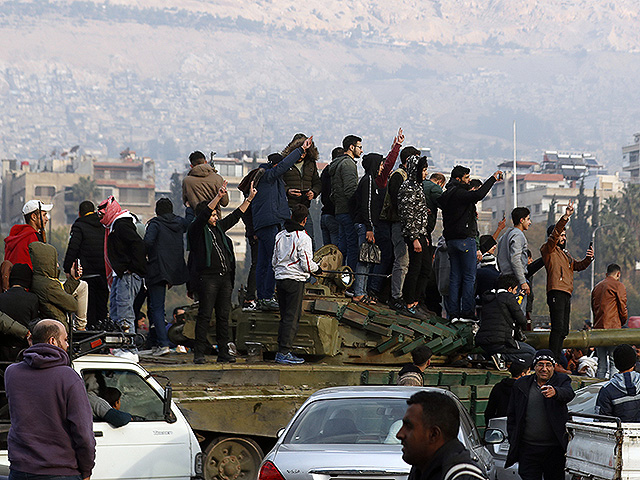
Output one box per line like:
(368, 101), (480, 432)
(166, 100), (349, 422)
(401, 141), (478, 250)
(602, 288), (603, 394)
(252, 136), (314, 311)
(506, 349), (575, 480)
(596, 344), (640, 421)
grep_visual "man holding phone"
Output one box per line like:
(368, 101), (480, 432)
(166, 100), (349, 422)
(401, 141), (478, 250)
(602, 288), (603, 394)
(506, 349), (575, 480)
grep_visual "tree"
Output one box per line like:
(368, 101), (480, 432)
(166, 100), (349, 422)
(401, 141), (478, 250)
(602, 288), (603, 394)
(71, 176), (99, 204)
(591, 185), (599, 229)
(169, 171), (183, 209)
(571, 178), (591, 252)
(547, 195), (557, 226)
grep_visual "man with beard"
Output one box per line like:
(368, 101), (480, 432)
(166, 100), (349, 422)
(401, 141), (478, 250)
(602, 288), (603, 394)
(396, 391), (487, 480)
(540, 201), (593, 361)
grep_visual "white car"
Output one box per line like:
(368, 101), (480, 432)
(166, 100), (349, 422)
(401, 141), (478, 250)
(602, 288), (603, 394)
(257, 386), (495, 480)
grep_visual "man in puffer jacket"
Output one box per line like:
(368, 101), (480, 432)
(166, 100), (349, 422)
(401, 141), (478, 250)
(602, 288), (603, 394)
(476, 274), (535, 369)
(29, 241), (88, 330)
(596, 344), (640, 421)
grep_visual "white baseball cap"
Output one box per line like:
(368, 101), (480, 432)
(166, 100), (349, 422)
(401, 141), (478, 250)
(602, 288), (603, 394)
(22, 200), (53, 216)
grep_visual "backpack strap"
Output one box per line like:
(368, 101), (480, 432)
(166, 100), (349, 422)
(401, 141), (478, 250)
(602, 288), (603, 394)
(443, 463), (487, 480)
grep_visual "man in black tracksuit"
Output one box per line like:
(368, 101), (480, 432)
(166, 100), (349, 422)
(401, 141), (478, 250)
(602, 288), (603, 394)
(187, 182), (256, 364)
(63, 201), (108, 329)
(506, 349), (575, 480)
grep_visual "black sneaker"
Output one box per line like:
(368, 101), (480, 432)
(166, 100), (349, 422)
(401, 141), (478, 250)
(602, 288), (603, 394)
(194, 356), (206, 365)
(217, 354), (237, 363)
(388, 297), (405, 311)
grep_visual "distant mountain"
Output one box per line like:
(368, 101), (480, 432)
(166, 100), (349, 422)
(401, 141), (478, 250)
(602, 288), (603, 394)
(0, 0), (638, 171)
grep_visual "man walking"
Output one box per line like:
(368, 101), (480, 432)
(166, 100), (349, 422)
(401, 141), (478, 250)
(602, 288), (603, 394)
(4, 319), (95, 480)
(592, 263), (627, 378)
(396, 391), (487, 480)
(506, 349), (575, 480)
(438, 167), (503, 321)
(329, 135), (362, 270)
(540, 201), (593, 360)
(497, 207), (532, 311)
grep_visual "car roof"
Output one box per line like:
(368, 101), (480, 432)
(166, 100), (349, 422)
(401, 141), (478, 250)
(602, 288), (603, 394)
(307, 385), (456, 401)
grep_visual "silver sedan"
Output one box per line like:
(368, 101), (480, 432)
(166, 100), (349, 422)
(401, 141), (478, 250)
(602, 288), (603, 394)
(257, 386), (495, 480)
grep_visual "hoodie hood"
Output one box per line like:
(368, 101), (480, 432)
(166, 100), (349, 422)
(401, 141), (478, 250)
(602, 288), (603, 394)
(4, 224), (38, 251)
(29, 241), (60, 278)
(362, 153), (384, 176)
(610, 370), (640, 395)
(23, 342), (70, 369)
(284, 218), (305, 233)
(187, 163), (215, 178)
(404, 154), (420, 183)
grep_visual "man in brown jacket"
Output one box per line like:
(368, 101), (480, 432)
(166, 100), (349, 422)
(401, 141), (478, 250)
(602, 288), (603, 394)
(182, 151), (229, 216)
(541, 200), (593, 361)
(592, 263), (628, 378)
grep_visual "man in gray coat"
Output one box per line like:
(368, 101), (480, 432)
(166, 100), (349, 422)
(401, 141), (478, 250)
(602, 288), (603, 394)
(497, 207), (531, 312)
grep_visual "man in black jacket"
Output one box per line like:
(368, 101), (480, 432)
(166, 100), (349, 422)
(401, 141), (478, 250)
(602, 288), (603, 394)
(484, 362), (530, 423)
(63, 201), (108, 330)
(438, 167), (503, 322)
(187, 181), (256, 364)
(397, 391), (487, 480)
(506, 349), (575, 480)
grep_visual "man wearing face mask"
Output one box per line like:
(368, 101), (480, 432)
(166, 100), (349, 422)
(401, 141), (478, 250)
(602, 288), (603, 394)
(540, 201), (593, 361)
(187, 181), (257, 364)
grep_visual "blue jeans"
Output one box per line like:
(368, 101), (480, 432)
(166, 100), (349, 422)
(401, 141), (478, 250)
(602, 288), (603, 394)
(109, 272), (142, 333)
(335, 213), (359, 271)
(321, 214), (340, 247)
(370, 221), (393, 296)
(256, 224), (279, 300)
(446, 238), (477, 319)
(147, 281), (170, 347)
(10, 470), (81, 480)
(353, 223), (371, 297)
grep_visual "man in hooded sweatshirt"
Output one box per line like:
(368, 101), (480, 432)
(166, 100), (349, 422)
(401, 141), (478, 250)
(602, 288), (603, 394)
(272, 204), (320, 365)
(437, 166), (503, 322)
(63, 201), (108, 330)
(596, 344), (640, 421)
(144, 198), (189, 356)
(97, 196), (146, 359)
(182, 150), (229, 216)
(4, 319), (95, 480)
(3, 200), (53, 272)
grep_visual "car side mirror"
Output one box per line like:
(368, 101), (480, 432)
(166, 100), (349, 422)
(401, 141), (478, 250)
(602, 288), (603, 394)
(163, 382), (176, 423)
(483, 428), (505, 444)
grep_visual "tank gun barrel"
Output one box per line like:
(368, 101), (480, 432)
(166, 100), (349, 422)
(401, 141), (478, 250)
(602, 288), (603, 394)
(525, 328), (640, 350)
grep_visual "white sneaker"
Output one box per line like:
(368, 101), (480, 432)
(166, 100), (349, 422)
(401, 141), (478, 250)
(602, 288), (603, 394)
(153, 346), (171, 357)
(491, 353), (507, 371)
(175, 345), (188, 354)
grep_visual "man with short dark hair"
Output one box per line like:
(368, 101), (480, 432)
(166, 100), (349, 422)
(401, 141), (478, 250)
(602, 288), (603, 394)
(438, 167), (503, 322)
(398, 345), (433, 386)
(272, 204), (320, 365)
(329, 135), (362, 270)
(497, 207), (532, 311)
(4, 319), (95, 480)
(592, 263), (627, 378)
(63, 200), (109, 329)
(397, 391), (487, 480)
(506, 349), (575, 480)
(182, 150), (229, 216)
(596, 344), (640, 421)
(541, 200), (593, 360)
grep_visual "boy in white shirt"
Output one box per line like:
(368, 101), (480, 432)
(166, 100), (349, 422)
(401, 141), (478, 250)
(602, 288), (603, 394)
(272, 204), (320, 364)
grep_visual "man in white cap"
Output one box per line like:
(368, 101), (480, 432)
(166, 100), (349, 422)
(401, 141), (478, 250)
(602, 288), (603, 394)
(4, 200), (53, 270)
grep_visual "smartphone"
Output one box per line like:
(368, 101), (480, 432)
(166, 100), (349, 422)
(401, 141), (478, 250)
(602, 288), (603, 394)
(589, 241), (593, 248)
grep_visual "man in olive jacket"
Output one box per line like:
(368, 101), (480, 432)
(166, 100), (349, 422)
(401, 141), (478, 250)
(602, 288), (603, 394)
(506, 349), (575, 480)
(540, 200), (593, 360)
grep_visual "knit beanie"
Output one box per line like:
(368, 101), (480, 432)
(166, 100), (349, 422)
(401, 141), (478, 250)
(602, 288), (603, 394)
(156, 198), (173, 216)
(532, 349), (556, 367)
(9, 263), (33, 289)
(614, 344), (637, 372)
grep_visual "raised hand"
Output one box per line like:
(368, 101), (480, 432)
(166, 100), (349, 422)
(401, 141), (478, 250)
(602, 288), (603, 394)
(302, 136), (314, 151)
(248, 181), (257, 201)
(565, 200), (575, 217)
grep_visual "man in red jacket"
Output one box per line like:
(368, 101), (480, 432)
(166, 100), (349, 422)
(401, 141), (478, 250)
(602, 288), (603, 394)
(4, 200), (53, 269)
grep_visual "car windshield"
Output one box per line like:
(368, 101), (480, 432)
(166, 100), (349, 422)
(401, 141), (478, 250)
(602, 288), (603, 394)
(284, 397), (408, 445)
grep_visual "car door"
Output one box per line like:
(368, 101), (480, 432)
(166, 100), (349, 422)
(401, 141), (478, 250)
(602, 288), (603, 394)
(81, 367), (193, 480)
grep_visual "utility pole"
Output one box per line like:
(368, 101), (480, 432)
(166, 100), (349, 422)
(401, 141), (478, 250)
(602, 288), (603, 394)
(513, 120), (517, 209)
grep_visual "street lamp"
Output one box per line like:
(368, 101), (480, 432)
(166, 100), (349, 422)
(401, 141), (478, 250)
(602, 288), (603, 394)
(590, 223), (612, 323)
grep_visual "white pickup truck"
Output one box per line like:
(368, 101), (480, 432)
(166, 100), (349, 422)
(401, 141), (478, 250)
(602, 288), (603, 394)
(0, 354), (203, 480)
(565, 413), (640, 480)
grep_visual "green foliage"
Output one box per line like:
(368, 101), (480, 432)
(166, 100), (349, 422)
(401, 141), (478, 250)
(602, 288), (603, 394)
(571, 178), (591, 252)
(169, 171), (183, 210)
(547, 195), (557, 226)
(71, 176), (99, 204)
(598, 185), (640, 273)
(48, 226), (72, 274)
